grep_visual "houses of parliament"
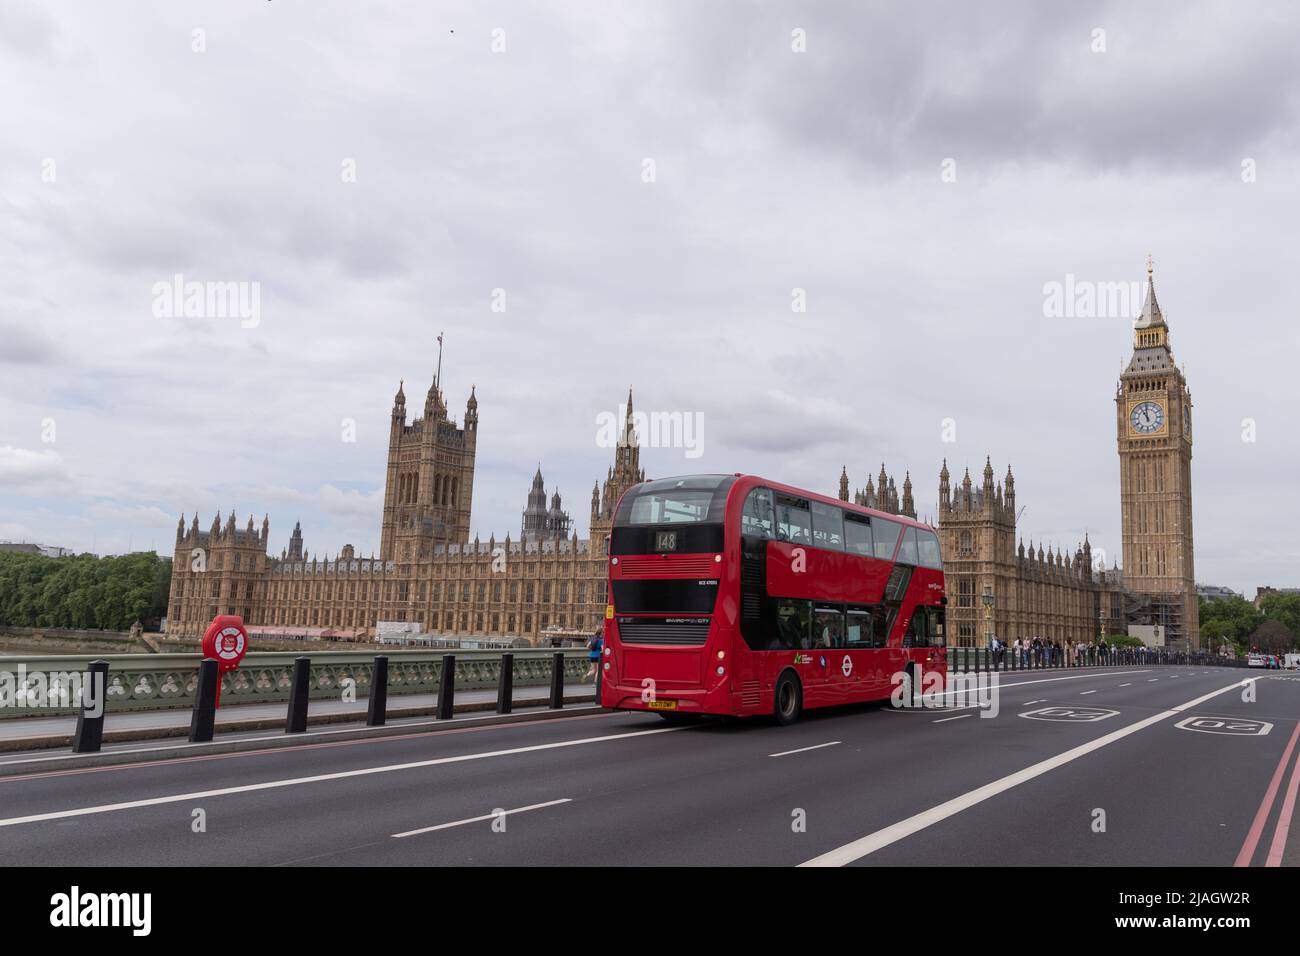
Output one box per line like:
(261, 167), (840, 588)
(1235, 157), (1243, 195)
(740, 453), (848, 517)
(165, 380), (645, 644)
(165, 263), (1199, 649)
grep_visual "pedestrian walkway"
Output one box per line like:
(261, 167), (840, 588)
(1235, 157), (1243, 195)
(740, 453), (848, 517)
(0, 683), (601, 750)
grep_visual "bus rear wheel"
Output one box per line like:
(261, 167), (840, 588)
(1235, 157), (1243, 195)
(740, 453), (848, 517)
(774, 672), (803, 726)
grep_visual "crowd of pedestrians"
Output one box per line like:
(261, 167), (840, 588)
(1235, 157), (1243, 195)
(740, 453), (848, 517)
(982, 634), (1184, 669)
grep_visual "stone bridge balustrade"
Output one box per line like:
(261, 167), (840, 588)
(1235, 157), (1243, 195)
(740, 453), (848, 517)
(0, 649), (590, 719)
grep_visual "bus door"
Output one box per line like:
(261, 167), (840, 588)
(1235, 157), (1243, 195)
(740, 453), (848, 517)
(811, 604), (847, 704)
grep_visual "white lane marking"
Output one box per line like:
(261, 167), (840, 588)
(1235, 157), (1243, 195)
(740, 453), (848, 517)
(770, 741), (841, 757)
(799, 677), (1255, 867)
(1148, 678), (1159, 682)
(940, 670), (1151, 700)
(392, 798), (572, 838)
(1080, 690), (1097, 695)
(1021, 700), (1046, 706)
(0, 725), (683, 829)
(933, 714), (972, 724)
(1119, 683), (1132, 687)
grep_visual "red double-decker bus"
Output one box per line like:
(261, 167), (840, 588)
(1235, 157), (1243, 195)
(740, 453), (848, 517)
(599, 474), (946, 724)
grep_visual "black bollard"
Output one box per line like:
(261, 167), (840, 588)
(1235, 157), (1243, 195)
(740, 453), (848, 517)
(549, 652), (565, 709)
(437, 654), (455, 719)
(367, 655), (389, 727)
(71, 659), (110, 754)
(497, 653), (514, 715)
(285, 656), (311, 733)
(189, 658), (220, 743)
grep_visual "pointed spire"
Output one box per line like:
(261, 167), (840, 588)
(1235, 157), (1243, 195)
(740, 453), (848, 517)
(1136, 254), (1165, 329)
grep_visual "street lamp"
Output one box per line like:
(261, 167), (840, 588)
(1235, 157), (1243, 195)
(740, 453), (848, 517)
(982, 583), (995, 650)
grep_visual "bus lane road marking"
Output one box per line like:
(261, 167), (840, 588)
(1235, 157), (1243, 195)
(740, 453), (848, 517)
(1175, 716), (1272, 737)
(800, 676), (1256, 867)
(1020, 706), (1118, 722)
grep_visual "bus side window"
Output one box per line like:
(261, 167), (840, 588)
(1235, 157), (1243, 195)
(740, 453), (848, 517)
(846, 606), (875, 646)
(810, 502), (845, 551)
(844, 514), (873, 556)
(928, 606), (945, 645)
(903, 608), (924, 648)
(775, 497), (812, 545)
(917, 529), (943, 569)
(873, 606), (895, 646)
(814, 605), (845, 648)
(872, 517), (902, 560)
(741, 487), (775, 538)
(775, 598), (812, 649)
(897, 527), (920, 565)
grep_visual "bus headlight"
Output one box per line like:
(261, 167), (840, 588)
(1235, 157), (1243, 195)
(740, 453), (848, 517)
(603, 662), (610, 671)
(714, 554), (722, 563)
(611, 557), (618, 566)
(604, 646), (611, 657)
(716, 650), (725, 660)
(716, 666), (725, 676)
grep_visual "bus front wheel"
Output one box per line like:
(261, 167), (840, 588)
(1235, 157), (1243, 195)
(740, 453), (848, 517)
(774, 672), (803, 726)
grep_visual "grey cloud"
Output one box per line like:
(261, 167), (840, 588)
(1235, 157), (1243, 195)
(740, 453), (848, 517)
(0, 1), (1295, 595)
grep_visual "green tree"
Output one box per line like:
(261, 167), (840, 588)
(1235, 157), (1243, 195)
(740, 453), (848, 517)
(1248, 619), (1297, 655)
(1198, 596), (1262, 646)
(0, 551), (173, 631)
(1259, 593), (1300, 638)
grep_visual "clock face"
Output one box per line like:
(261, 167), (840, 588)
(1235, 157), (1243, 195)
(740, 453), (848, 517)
(1130, 401), (1164, 434)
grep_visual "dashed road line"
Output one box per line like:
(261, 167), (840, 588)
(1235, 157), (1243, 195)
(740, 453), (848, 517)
(770, 741), (841, 758)
(392, 798), (572, 838)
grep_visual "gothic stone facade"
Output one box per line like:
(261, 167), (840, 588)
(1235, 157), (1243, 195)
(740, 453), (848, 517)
(166, 384), (647, 644)
(935, 459), (1125, 647)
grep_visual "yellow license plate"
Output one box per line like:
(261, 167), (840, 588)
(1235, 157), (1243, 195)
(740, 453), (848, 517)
(646, 700), (677, 710)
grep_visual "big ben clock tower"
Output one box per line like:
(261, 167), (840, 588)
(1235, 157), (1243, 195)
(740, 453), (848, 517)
(1116, 257), (1199, 649)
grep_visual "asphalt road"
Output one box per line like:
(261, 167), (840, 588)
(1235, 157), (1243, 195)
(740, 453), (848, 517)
(0, 666), (1295, 866)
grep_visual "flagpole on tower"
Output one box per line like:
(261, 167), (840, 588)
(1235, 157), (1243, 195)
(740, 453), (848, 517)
(436, 332), (444, 391)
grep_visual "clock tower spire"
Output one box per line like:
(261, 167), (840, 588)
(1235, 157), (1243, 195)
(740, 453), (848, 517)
(1116, 257), (1198, 648)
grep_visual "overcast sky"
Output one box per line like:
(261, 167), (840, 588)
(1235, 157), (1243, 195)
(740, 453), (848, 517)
(2, 0), (1297, 596)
